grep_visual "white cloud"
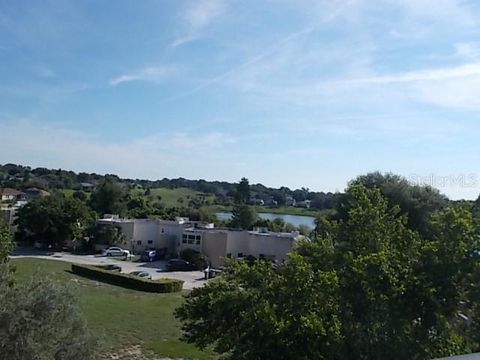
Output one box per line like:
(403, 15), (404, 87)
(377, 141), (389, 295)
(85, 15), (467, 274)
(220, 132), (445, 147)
(34, 65), (55, 79)
(109, 66), (175, 86)
(172, 0), (225, 47)
(349, 63), (480, 84)
(455, 42), (480, 60)
(396, 0), (477, 26)
(184, 0), (224, 31)
(0, 120), (236, 180)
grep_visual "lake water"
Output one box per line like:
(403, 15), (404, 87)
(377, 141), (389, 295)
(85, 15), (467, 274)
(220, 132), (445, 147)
(216, 212), (316, 229)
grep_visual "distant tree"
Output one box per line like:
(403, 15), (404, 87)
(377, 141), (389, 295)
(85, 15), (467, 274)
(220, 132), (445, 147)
(89, 180), (127, 217)
(127, 196), (155, 218)
(347, 172), (448, 236)
(73, 190), (88, 202)
(16, 195), (95, 248)
(77, 172), (90, 183)
(0, 265), (97, 359)
(230, 178), (257, 230)
(230, 204), (257, 230)
(234, 178), (250, 204)
(92, 224), (127, 246)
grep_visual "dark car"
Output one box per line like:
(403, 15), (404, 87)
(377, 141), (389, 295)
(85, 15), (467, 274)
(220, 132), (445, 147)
(141, 248), (168, 262)
(165, 259), (197, 271)
(141, 250), (157, 262)
(99, 264), (121, 272)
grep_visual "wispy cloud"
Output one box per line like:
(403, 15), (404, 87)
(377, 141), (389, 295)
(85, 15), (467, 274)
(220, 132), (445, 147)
(349, 63), (480, 84)
(109, 66), (176, 86)
(455, 42), (480, 60)
(0, 120), (236, 180)
(172, 0), (225, 47)
(34, 65), (55, 79)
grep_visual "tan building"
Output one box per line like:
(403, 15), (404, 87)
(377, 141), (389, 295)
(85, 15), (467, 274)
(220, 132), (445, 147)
(96, 216), (207, 256)
(181, 227), (303, 268)
(97, 216), (304, 267)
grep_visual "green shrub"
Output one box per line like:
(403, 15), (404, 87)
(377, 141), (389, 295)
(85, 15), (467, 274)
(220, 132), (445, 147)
(71, 264), (183, 293)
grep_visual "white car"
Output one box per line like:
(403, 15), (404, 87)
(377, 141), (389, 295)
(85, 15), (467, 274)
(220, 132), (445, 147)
(102, 247), (130, 257)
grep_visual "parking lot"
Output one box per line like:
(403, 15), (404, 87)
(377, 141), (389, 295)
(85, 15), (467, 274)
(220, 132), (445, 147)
(11, 248), (207, 289)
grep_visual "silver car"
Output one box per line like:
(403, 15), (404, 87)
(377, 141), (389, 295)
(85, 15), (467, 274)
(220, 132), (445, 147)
(102, 247), (129, 257)
(129, 270), (151, 279)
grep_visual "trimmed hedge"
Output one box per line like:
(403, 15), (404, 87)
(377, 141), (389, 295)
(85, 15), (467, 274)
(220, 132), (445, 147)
(71, 264), (183, 293)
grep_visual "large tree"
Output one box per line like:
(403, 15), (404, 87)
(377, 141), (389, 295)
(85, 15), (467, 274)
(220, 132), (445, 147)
(230, 178), (257, 230)
(0, 208), (97, 359)
(0, 217), (13, 262)
(0, 265), (97, 359)
(16, 195), (95, 248)
(348, 172), (448, 236)
(89, 180), (128, 217)
(176, 184), (480, 359)
(234, 177), (250, 204)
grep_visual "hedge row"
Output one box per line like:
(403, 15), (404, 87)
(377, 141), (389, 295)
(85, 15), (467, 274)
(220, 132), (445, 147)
(71, 264), (183, 293)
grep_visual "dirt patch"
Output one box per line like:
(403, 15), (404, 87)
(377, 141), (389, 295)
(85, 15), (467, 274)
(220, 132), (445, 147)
(102, 345), (173, 360)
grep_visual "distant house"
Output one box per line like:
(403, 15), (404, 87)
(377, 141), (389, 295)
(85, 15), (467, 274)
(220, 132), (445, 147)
(24, 187), (50, 200)
(250, 198), (265, 206)
(80, 182), (96, 192)
(285, 195), (296, 207)
(296, 200), (312, 209)
(0, 188), (26, 202)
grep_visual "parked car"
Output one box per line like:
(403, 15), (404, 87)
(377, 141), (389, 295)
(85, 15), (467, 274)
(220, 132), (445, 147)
(102, 247), (129, 257)
(141, 247), (168, 262)
(141, 249), (158, 262)
(165, 259), (197, 271)
(99, 264), (121, 272)
(129, 270), (151, 279)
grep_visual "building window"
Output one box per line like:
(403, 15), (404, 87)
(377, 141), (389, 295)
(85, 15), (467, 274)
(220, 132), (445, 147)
(182, 238), (187, 244)
(136, 240), (142, 245)
(226, 253), (232, 258)
(195, 235), (201, 240)
(187, 234), (196, 244)
(147, 240), (153, 244)
(237, 252), (243, 258)
(195, 239), (200, 245)
(161, 228), (164, 233)
(259, 254), (265, 259)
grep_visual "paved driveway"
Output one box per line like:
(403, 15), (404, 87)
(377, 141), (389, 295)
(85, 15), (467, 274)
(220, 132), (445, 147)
(11, 248), (206, 289)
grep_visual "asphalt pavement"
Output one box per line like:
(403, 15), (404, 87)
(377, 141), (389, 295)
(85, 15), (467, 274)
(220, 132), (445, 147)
(11, 248), (206, 289)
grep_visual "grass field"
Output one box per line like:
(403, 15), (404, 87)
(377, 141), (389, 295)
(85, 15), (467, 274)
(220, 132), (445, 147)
(61, 188), (92, 199)
(131, 187), (216, 208)
(65, 185), (326, 219)
(11, 258), (215, 360)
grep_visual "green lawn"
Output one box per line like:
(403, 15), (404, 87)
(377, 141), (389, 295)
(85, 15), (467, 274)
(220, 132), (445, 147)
(61, 188), (92, 199)
(131, 187), (216, 208)
(11, 258), (215, 360)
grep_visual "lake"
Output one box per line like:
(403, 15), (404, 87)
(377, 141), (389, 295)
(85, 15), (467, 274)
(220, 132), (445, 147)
(216, 212), (316, 229)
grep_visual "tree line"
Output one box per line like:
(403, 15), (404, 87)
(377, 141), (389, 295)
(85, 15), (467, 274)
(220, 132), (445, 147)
(0, 163), (342, 211)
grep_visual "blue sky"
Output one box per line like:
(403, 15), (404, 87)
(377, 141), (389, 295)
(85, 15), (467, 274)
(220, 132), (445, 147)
(1, 0), (480, 199)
